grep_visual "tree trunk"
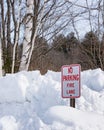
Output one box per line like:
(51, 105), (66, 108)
(19, 0), (45, 71)
(19, 0), (33, 71)
(0, 34), (3, 77)
(11, 1), (21, 73)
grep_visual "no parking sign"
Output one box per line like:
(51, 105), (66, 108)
(61, 64), (81, 98)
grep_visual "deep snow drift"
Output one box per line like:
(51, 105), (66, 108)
(0, 68), (104, 130)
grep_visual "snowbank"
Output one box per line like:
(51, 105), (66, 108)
(0, 68), (103, 130)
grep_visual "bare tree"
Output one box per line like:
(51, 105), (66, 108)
(19, 0), (34, 71)
(19, 0), (72, 71)
(11, 0), (21, 73)
(0, 0), (6, 75)
(0, 19), (3, 76)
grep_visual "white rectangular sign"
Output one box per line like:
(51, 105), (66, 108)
(61, 64), (81, 98)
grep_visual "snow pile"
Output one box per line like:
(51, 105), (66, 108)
(82, 68), (104, 91)
(0, 69), (104, 130)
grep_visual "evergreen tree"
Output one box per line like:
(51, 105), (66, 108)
(66, 32), (79, 51)
(30, 36), (49, 74)
(81, 31), (100, 69)
(52, 34), (68, 53)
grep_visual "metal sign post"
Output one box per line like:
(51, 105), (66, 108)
(70, 98), (75, 108)
(61, 64), (81, 108)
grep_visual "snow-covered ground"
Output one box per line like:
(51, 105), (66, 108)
(0, 68), (104, 130)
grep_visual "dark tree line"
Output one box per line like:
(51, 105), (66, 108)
(29, 31), (104, 74)
(2, 29), (104, 74)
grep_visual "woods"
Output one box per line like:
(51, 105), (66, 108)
(0, 0), (104, 76)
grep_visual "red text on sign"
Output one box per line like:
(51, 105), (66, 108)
(67, 83), (74, 87)
(62, 74), (79, 81)
(68, 67), (73, 73)
(66, 89), (75, 94)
